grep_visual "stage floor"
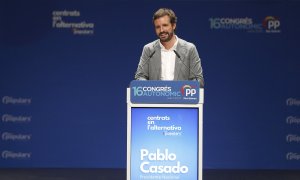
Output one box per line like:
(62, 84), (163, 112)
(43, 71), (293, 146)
(0, 169), (299, 180)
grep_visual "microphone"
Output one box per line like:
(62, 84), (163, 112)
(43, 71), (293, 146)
(138, 51), (156, 70)
(135, 51), (156, 79)
(173, 50), (198, 81)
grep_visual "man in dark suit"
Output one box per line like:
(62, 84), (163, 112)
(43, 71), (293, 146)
(135, 8), (204, 88)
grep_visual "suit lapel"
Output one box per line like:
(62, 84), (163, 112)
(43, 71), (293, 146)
(174, 38), (186, 80)
(152, 41), (161, 79)
(174, 51), (180, 80)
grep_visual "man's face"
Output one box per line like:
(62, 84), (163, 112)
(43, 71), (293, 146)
(154, 15), (176, 42)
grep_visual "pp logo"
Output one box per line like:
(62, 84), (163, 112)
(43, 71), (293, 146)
(181, 85), (196, 97)
(263, 16), (280, 30)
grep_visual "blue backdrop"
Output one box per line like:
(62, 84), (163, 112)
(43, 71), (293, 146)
(0, 0), (300, 169)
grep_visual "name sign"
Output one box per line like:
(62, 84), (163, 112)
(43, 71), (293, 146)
(130, 80), (199, 104)
(130, 107), (199, 180)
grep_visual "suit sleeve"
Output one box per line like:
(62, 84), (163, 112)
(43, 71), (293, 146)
(134, 46), (149, 80)
(190, 45), (204, 88)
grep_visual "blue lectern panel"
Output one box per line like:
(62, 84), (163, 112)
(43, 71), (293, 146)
(130, 80), (200, 104)
(131, 107), (198, 180)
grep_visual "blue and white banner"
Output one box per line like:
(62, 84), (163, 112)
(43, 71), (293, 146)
(130, 81), (200, 104)
(1, 0), (300, 170)
(131, 107), (198, 180)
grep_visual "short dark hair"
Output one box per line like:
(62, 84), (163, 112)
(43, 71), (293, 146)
(153, 8), (177, 24)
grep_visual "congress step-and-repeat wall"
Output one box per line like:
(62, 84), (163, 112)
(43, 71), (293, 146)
(0, 0), (299, 169)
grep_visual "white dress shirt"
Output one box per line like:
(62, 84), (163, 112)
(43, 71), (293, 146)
(159, 36), (178, 80)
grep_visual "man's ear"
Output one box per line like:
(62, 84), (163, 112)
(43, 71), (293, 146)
(172, 23), (176, 31)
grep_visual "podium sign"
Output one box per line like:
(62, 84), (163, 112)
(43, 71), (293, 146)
(127, 81), (204, 180)
(130, 80), (200, 104)
(131, 107), (198, 179)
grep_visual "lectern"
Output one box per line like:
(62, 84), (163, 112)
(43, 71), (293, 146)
(127, 80), (204, 180)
